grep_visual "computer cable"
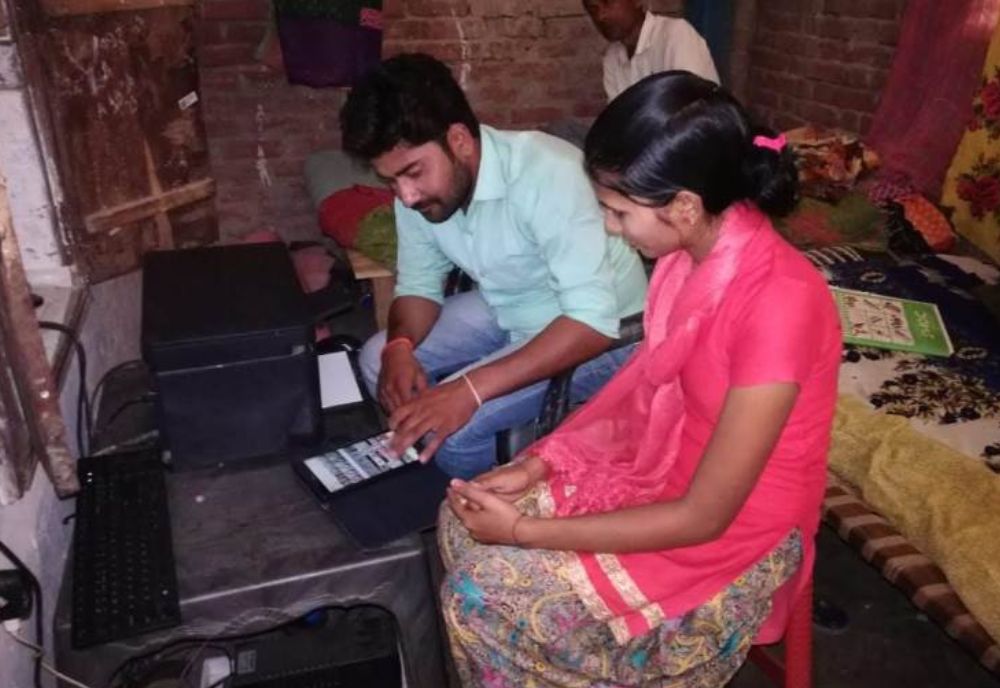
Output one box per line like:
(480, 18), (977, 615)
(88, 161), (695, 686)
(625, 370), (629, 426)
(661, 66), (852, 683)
(90, 430), (160, 457)
(3, 625), (95, 688)
(105, 605), (365, 688)
(0, 537), (43, 688)
(37, 320), (93, 458)
(97, 393), (158, 437)
(110, 641), (232, 688)
(204, 675), (230, 688)
(90, 359), (145, 423)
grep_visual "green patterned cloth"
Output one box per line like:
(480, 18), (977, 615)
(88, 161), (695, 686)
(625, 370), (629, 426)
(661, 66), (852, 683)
(354, 205), (397, 271)
(774, 192), (888, 251)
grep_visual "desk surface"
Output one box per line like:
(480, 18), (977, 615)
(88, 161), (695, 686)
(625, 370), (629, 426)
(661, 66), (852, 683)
(55, 442), (445, 688)
(171, 459), (423, 607)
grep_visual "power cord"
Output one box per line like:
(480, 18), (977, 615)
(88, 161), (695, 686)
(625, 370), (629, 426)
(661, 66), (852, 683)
(37, 321), (93, 458)
(90, 359), (146, 425)
(0, 537), (43, 688)
(104, 606), (359, 688)
(90, 430), (160, 457)
(3, 626), (95, 688)
(98, 393), (158, 437)
(108, 637), (234, 688)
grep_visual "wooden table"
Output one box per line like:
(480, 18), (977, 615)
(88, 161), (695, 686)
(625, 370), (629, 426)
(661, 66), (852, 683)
(346, 249), (394, 330)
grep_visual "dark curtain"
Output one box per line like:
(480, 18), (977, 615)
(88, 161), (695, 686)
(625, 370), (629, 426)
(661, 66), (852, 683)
(685, 0), (734, 84)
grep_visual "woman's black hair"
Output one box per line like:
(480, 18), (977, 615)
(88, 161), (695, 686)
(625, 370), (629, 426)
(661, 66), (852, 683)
(584, 71), (799, 217)
(340, 53), (480, 161)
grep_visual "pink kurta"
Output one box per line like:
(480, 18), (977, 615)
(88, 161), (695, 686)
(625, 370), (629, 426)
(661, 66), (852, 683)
(532, 203), (842, 643)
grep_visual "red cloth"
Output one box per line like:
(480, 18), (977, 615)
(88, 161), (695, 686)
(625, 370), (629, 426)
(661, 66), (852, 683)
(898, 194), (957, 252)
(530, 204), (842, 643)
(865, 0), (1000, 198)
(318, 184), (394, 248)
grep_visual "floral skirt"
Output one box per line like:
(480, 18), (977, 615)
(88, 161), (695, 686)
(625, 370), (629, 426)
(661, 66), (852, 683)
(438, 489), (802, 688)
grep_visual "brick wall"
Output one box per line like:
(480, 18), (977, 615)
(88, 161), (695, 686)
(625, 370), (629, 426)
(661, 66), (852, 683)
(747, 0), (908, 135)
(197, 0), (614, 241)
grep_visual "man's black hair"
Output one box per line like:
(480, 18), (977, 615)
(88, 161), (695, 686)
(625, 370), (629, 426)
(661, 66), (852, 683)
(340, 53), (480, 160)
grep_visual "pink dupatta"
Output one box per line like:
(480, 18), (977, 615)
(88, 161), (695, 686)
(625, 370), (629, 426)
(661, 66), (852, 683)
(529, 203), (826, 642)
(534, 202), (771, 516)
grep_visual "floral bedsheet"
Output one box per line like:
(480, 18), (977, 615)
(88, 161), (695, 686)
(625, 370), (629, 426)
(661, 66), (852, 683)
(805, 247), (1000, 470)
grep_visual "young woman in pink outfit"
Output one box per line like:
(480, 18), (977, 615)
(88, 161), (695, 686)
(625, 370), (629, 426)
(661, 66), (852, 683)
(438, 71), (842, 688)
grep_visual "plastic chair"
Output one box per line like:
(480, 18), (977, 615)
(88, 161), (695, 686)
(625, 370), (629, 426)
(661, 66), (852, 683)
(746, 574), (814, 688)
(495, 313), (644, 463)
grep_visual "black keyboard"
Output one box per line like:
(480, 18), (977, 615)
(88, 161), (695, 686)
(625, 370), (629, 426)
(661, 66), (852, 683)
(71, 449), (181, 648)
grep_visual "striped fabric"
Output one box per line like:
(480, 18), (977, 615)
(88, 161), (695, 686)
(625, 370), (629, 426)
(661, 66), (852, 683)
(822, 482), (1000, 675)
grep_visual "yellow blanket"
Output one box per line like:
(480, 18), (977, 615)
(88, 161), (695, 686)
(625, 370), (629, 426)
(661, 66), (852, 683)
(941, 16), (1000, 263)
(830, 395), (1000, 643)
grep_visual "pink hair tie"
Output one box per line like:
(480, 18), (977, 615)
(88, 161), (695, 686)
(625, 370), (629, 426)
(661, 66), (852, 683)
(753, 133), (787, 152)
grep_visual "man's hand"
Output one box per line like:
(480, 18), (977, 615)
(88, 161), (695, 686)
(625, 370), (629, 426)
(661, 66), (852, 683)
(388, 378), (479, 462)
(377, 346), (428, 413)
(446, 479), (529, 545)
(473, 457), (545, 502)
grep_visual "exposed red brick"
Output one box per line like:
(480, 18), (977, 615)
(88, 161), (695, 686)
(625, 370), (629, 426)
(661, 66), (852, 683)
(572, 100), (605, 119)
(748, 0), (905, 135)
(199, 0), (269, 21)
(757, 10), (803, 33)
(202, 2), (606, 241)
(406, 0), (469, 18)
(510, 105), (565, 126)
(199, 43), (257, 68)
(823, 0), (903, 21)
(383, 0), (405, 18)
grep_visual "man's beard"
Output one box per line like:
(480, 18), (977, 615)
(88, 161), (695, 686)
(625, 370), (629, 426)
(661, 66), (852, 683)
(416, 158), (475, 224)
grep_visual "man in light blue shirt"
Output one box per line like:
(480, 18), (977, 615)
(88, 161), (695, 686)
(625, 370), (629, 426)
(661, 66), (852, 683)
(341, 53), (647, 479)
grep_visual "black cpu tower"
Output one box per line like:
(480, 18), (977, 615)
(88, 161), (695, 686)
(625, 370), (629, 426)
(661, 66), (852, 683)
(142, 243), (321, 469)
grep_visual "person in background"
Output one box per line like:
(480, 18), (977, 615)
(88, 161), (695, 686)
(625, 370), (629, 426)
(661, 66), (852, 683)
(438, 71), (841, 687)
(584, 0), (719, 100)
(339, 53), (647, 480)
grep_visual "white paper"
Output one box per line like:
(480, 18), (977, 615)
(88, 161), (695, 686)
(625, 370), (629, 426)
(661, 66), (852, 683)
(317, 351), (363, 408)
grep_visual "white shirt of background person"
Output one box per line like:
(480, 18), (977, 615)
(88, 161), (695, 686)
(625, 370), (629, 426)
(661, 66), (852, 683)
(603, 11), (720, 101)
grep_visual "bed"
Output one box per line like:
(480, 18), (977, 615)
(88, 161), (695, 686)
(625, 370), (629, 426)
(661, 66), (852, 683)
(800, 239), (1000, 675)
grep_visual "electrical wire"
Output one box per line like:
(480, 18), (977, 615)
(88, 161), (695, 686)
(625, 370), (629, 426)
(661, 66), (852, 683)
(204, 675), (230, 688)
(3, 626), (95, 688)
(0, 538), (43, 688)
(37, 320), (92, 458)
(177, 641), (233, 687)
(109, 640), (233, 688)
(89, 359), (145, 423)
(98, 394), (157, 435)
(104, 607), (349, 688)
(90, 430), (160, 457)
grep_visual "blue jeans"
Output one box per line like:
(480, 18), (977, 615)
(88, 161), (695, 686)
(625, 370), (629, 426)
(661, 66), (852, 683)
(358, 291), (635, 479)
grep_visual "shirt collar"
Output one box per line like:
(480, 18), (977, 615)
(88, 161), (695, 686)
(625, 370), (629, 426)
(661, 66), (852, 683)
(633, 11), (656, 57)
(470, 125), (506, 203)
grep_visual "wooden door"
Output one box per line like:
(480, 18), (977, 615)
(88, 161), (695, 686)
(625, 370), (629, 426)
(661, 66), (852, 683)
(12, 0), (218, 282)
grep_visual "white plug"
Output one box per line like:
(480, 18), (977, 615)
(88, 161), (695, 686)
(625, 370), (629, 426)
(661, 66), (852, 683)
(200, 655), (231, 688)
(3, 617), (22, 633)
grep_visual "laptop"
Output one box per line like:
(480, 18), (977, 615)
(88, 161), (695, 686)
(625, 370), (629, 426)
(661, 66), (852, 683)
(292, 430), (451, 549)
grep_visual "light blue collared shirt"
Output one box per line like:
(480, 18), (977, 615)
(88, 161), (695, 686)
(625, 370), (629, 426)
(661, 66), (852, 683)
(393, 126), (647, 340)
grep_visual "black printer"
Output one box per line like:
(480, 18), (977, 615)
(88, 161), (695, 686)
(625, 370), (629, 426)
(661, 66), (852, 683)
(142, 243), (321, 469)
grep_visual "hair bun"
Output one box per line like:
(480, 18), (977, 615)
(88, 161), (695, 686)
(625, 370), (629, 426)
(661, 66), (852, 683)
(743, 129), (799, 217)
